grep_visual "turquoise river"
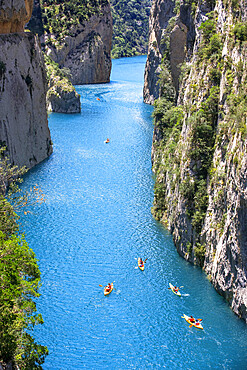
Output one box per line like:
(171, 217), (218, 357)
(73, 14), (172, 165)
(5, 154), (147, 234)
(21, 56), (247, 369)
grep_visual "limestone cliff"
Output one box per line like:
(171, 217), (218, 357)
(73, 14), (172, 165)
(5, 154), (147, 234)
(143, 0), (176, 104)
(40, 0), (112, 85)
(0, 0), (33, 33)
(0, 0), (52, 169)
(146, 0), (247, 322)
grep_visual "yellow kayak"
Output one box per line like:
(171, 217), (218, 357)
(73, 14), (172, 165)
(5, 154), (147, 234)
(169, 283), (181, 297)
(138, 258), (144, 271)
(104, 283), (113, 296)
(182, 314), (203, 330)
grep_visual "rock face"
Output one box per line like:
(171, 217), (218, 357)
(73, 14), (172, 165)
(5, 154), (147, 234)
(169, 21), (187, 93)
(0, 0), (33, 33)
(0, 1), (52, 168)
(143, 0), (176, 104)
(146, 0), (247, 322)
(45, 3), (112, 85)
(44, 55), (81, 114)
(47, 81), (81, 114)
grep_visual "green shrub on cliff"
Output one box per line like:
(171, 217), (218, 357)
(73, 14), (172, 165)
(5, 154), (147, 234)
(194, 242), (206, 266)
(233, 21), (247, 41)
(198, 13), (223, 61)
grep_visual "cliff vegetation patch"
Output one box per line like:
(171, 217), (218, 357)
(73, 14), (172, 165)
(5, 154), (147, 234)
(111, 0), (151, 58)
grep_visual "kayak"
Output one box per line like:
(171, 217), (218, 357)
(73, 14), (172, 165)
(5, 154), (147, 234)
(169, 283), (181, 297)
(138, 258), (144, 271)
(182, 314), (203, 330)
(104, 283), (113, 296)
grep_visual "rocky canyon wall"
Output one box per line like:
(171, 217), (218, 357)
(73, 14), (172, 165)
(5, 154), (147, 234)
(42, 1), (112, 85)
(27, 0), (113, 113)
(145, 0), (247, 322)
(0, 0), (52, 169)
(143, 0), (176, 104)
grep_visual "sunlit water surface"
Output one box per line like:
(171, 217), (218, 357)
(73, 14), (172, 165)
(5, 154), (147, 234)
(21, 56), (247, 369)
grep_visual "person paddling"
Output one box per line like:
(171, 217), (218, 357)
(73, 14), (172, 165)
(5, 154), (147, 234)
(105, 283), (111, 292)
(139, 258), (144, 267)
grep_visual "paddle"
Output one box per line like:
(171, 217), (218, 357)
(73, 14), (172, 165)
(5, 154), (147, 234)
(99, 281), (115, 288)
(168, 285), (183, 290)
(136, 258), (147, 262)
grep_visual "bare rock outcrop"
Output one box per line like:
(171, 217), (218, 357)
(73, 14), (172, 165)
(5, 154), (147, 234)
(0, 0), (52, 168)
(0, 0), (33, 33)
(169, 21), (187, 93)
(47, 82), (81, 114)
(143, 0), (176, 104)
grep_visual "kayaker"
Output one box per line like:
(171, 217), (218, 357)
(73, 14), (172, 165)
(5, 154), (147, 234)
(189, 316), (195, 323)
(139, 258), (144, 267)
(174, 286), (179, 292)
(105, 283), (111, 291)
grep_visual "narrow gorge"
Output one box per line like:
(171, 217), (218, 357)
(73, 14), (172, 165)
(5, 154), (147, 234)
(144, 0), (247, 322)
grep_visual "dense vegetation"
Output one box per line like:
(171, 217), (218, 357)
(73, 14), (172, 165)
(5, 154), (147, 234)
(0, 151), (48, 368)
(151, 0), (247, 266)
(39, 0), (151, 58)
(40, 0), (109, 42)
(111, 0), (151, 58)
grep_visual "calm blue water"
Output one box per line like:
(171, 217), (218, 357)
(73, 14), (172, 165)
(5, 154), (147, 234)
(21, 56), (247, 369)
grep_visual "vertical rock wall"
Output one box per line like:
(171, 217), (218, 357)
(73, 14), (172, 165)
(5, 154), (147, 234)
(0, 0), (52, 168)
(145, 0), (247, 322)
(143, 0), (176, 104)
